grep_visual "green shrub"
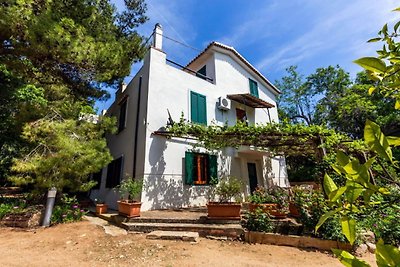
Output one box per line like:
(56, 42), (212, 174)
(248, 186), (289, 210)
(360, 205), (400, 246)
(242, 208), (274, 233)
(215, 176), (242, 203)
(294, 190), (347, 242)
(0, 197), (28, 219)
(51, 194), (87, 224)
(117, 178), (143, 201)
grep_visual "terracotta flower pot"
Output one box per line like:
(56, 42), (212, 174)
(289, 202), (300, 218)
(249, 203), (287, 218)
(117, 200), (142, 218)
(207, 202), (241, 219)
(96, 204), (108, 215)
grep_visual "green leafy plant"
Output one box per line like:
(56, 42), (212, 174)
(248, 186), (289, 210)
(242, 208), (274, 233)
(214, 176), (243, 203)
(0, 197), (28, 219)
(51, 194), (87, 224)
(9, 116), (115, 194)
(117, 178), (143, 202)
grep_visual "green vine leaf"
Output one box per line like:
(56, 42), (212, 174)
(364, 120), (392, 162)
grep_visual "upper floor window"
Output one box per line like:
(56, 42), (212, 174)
(236, 108), (247, 124)
(196, 65), (207, 80)
(190, 91), (207, 125)
(106, 156), (123, 188)
(185, 151), (217, 185)
(249, 78), (259, 98)
(118, 98), (127, 133)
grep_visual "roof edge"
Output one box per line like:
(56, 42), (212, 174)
(186, 42), (281, 95)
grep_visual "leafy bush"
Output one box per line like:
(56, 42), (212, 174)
(51, 194), (87, 224)
(0, 197), (28, 219)
(242, 208), (274, 233)
(215, 176), (242, 203)
(248, 186), (289, 210)
(294, 189), (347, 242)
(117, 178), (143, 201)
(360, 205), (400, 246)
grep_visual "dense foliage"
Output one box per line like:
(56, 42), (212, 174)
(276, 67), (400, 139)
(241, 208), (274, 233)
(51, 194), (87, 224)
(9, 116), (116, 193)
(166, 118), (358, 157)
(0, 0), (149, 185)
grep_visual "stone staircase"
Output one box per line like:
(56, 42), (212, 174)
(96, 208), (244, 239)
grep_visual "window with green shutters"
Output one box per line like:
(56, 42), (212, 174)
(185, 151), (217, 185)
(249, 78), (259, 98)
(190, 91), (207, 125)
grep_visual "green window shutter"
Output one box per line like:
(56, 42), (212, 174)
(185, 151), (194, 185)
(190, 91), (207, 125)
(249, 78), (259, 98)
(190, 91), (198, 123)
(198, 94), (207, 125)
(208, 154), (218, 184)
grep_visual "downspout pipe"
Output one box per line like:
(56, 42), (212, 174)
(132, 76), (142, 179)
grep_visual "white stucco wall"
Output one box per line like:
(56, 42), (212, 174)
(90, 55), (151, 210)
(140, 47), (288, 210)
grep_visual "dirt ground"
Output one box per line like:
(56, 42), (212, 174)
(0, 219), (376, 267)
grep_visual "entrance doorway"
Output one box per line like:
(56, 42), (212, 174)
(247, 162), (258, 193)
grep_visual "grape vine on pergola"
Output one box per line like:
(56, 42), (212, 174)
(152, 121), (352, 159)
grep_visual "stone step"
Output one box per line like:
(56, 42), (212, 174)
(122, 222), (244, 238)
(128, 216), (240, 225)
(146, 230), (199, 242)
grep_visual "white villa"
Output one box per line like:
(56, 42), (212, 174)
(90, 24), (289, 211)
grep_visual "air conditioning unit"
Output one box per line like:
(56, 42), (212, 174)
(217, 96), (231, 111)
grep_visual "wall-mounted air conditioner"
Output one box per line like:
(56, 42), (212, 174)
(217, 96), (231, 111)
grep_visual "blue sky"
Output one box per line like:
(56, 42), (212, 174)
(96, 0), (399, 112)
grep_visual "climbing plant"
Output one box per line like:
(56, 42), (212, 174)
(163, 116), (366, 157)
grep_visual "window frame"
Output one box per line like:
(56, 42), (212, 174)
(190, 91), (207, 125)
(249, 78), (259, 98)
(196, 65), (207, 80)
(105, 156), (124, 188)
(236, 108), (247, 123)
(185, 151), (217, 186)
(118, 98), (128, 133)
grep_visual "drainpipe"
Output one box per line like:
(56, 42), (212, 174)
(132, 76), (142, 178)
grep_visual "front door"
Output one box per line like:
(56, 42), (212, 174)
(247, 163), (258, 193)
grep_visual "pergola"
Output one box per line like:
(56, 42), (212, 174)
(152, 122), (340, 159)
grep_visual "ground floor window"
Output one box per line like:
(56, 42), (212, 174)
(106, 156), (123, 188)
(91, 170), (103, 189)
(185, 151), (217, 185)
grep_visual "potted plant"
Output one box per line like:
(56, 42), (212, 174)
(288, 186), (305, 218)
(248, 186), (289, 218)
(94, 198), (108, 215)
(116, 178), (143, 218)
(290, 185), (313, 218)
(207, 176), (243, 219)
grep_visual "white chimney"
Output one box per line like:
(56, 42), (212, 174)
(153, 23), (163, 50)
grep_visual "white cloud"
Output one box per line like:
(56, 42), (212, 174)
(254, 0), (399, 74)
